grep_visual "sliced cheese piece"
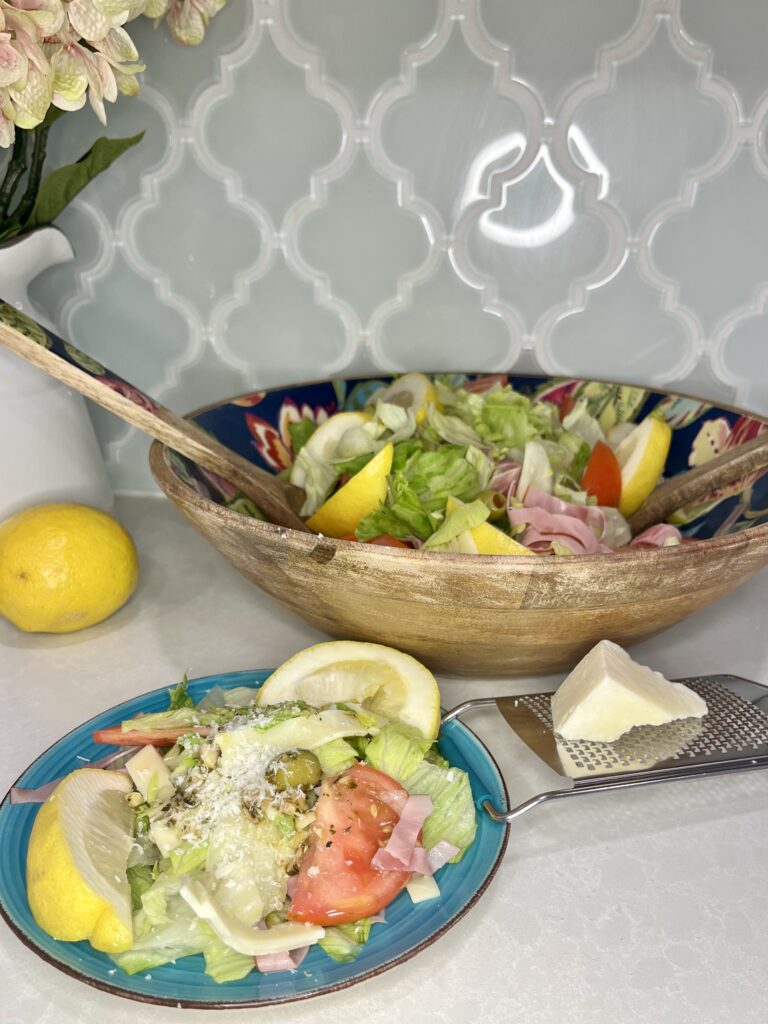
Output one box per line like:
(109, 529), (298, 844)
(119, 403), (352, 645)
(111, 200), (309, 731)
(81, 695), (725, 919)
(125, 745), (174, 805)
(406, 873), (441, 904)
(551, 639), (707, 743)
(180, 879), (324, 955)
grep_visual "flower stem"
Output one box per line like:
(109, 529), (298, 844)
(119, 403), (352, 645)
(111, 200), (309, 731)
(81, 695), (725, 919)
(0, 131), (30, 226)
(9, 122), (51, 229)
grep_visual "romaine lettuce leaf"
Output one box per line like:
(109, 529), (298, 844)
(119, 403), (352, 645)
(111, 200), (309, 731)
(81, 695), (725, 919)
(288, 417), (316, 456)
(167, 674), (195, 710)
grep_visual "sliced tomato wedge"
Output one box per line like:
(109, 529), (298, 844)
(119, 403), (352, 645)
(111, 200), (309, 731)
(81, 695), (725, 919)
(581, 440), (622, 507)
(288, 763), (412, 926)
(92, 725), (210, 746)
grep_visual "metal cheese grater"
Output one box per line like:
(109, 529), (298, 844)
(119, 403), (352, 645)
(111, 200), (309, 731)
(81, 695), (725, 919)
(442, 675), (768, 822)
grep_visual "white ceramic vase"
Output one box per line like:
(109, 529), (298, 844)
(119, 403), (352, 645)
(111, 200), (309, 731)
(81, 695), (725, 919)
(0, 226), (113, 522)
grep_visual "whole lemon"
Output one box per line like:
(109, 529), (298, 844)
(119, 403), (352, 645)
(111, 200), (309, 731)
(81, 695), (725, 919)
(0, 503), (138, 633)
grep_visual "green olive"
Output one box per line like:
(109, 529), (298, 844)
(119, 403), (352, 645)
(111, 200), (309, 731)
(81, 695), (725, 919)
(266, 749), (322, 791)
(477, 488), (507, 521)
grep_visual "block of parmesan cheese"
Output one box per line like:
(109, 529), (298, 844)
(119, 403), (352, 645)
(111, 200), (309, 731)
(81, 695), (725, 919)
(551, 640), (707, 743)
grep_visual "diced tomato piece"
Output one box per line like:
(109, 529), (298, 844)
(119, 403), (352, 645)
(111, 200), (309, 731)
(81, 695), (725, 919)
(365, 534), (411, 548)
(559, 393), (575, 421)
(341, 534), (412, 548)
(581, 440), (622, 507)
(462, 374), (508, 394)
(92, 726), (210, 746)
(288, 764), (412, 926)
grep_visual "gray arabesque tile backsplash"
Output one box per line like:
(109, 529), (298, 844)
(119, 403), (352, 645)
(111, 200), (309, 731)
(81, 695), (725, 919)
(28, 0), (768, 491)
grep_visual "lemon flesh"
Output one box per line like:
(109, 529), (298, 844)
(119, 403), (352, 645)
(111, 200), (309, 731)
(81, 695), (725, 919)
(470, 520), (534, 556)
(0, 503), (138, 633)
(26, 768), (134, 953)
(289, 411), (372, 490)
(372, 373), (441, 425)
(257, 640), (442, 741)
(614, 417), (672, 518)
(306, 442), (394, 538)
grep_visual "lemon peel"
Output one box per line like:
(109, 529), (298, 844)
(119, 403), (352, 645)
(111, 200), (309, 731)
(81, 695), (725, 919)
(306, 443), (393, 538)
(371, 373), (441, 425)
(26, 769), (134, 953)
(0, 503), (138, 633)
(614, 416), (673, 518)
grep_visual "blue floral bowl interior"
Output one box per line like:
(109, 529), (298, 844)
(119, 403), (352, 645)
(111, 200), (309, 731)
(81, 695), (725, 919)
(165, 375), (768, 540)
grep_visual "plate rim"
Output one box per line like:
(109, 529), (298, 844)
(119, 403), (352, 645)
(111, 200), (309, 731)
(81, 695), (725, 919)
(0, 669), (511, 1009)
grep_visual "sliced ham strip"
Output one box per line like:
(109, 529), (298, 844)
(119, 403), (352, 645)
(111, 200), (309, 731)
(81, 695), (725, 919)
(523, 487), (607, 538)
(371, 794), (433, 873)
(628, 524), (683, 550)
(255, 946), (309, 973)
(425, 840), (461, 873)
(490, 461), (522, 498)
(508, 506), (613, 555)
(9, 747), (140, 804)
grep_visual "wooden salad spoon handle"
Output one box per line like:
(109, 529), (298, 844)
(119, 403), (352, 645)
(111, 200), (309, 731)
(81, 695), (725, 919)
(0, 303), (309, 533)
(628, 431), (768, 536)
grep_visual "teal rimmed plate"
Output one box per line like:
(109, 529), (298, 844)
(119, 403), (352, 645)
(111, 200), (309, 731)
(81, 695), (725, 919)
(0, 670), (509, 1008)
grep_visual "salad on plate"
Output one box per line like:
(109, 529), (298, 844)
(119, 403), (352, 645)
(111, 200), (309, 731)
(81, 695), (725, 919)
(19, 643), (477, 984)
(288, 373), (681, 555)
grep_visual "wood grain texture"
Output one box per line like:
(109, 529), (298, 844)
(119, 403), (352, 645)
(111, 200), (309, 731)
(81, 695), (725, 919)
(150, 440), (768, 678)
(0, 320), (308, 533)
(629, 432), (768, 534)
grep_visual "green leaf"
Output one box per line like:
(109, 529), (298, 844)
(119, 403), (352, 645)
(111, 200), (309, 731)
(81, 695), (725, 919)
(127, 865), (155, 913)
(288, 417), (316, 457)
(168, 673), (195, 710)
(26, 132), (144, 229)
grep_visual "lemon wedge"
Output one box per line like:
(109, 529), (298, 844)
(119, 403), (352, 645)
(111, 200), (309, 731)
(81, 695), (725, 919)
(289, 411), (372, 490)
(306, 442), (393, 538)
(614, 416), (672, 517)
(257, 640), (441, 740)
(445, 496), (533, 556)
(26, 768), (134, 953)
(371, 373), (441, 425)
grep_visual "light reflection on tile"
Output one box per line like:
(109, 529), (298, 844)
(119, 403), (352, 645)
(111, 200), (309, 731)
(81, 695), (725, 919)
(21, 0), (768, 490)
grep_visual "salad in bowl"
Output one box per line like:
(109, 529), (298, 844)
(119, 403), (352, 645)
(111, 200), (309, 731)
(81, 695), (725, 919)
(18, 643), (478, 985)
(285, 373), (679, 555)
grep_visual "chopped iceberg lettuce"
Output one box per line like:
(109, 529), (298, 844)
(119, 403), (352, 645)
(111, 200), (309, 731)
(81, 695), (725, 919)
(318, 919), (372, 964)
(404, 761), (477, 856)
(363, 723), (432, 780)
(365, 727), (476, 858)
(313, 737), (359, 776)
(422, 499), (489, 551)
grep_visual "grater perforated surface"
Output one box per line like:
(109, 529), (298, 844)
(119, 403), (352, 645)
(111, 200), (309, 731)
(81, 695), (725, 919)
(496, 675), (768, 781)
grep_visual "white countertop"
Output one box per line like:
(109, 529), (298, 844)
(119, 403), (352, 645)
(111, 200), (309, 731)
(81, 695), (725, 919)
(2, 495), (767, 1024)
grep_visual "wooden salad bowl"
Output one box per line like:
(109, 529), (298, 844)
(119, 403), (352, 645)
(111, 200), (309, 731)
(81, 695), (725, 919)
(149, 375), (768, 677)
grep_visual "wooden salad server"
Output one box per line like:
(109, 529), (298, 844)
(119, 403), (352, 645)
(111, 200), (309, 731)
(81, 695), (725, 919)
(0, 302), (309, 533)
(628, 431), (768, 536)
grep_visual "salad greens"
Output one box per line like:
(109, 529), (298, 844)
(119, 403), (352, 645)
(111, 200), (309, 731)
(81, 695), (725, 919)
(288, 375), (678, 555)
(104, 679), (477, 983)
